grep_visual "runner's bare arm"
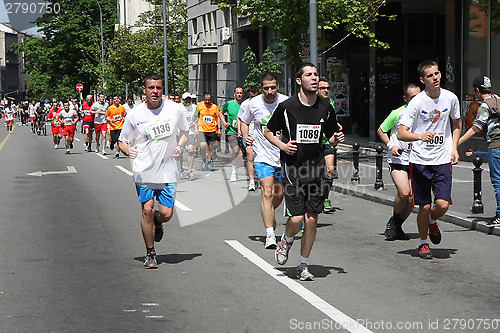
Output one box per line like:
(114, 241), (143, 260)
(398, 125), (434, 142)
(263, 127), (296, 155)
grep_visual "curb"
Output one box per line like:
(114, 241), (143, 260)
(332, 183), (500, 237)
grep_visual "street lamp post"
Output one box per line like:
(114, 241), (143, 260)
(162, 0), (169, 95)
(95, 0), (105, 91)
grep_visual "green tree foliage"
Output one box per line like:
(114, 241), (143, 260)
(108, 0), (187, 96)
(242, 46), (282, 91)
(13, 0), (116, 100)
(222, 0), (394, 69)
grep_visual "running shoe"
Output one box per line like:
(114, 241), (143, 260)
(84, 146), (88, 152)
(206, 163), (213, 171)
(264, 234), (277, 249)
(428, 222), (441, 245)
(54, 144), (58, 149)
(65, 150), (70, 154)
(114, 152), (120, 159)
(230, 172), (237, 182)
(101, 150), (107, 155)
(154, 212), (164, 242)
(275, 233), (293, 265)
(487, 216), (500, 227)
(69, 142), (73, 149)
(144, 252), (158, 269)
(187, 170), (195, 181)
(248, 181), (256, 191)
(395, 226), (410, 240)
(323, 199), (333, 213)
(384, 217), (397, 241)
(418, 244), (433, 259)
(296, 263), (314, 281)
(200, 161), (207, 171)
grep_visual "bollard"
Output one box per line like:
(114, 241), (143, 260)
(351, 143), (360, 183)
(472, 156), (484, 214)
(374, 145), (384, 190)
(332, 147), (339, 179)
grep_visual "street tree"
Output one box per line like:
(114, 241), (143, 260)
(13, 0), (116, 99)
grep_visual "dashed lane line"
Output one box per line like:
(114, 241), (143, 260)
(225, 240), (372, 333)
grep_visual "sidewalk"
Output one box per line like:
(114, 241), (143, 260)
(333, 134), (500, 237)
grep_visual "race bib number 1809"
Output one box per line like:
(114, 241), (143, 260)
(296, 124), (321, 144)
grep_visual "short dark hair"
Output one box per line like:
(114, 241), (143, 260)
(234, 86), (243, 92)
(319, 77), (329, 84)
(143, 73), (163, 86)
(403, 83), (420, 97)
(295, 62), (317, 80)
(418, 60), (438, 77)
(260, 72), (278, 85)
(248, 85), (260, 95)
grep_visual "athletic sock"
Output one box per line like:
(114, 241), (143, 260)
(146, 247), (155, 254)
(231, 165), (237, 173)
(265, 227), (274, 237)
(419, 238), (429, 246)
(284, 234), (294, 243)
(298, 255), (309, 265)
(393, 213), (403, 226)
(429, 213), (436, 225)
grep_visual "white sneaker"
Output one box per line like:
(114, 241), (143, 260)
(230, 172), (237, 182)
(264, 234), (277, 249)
(54, 144), (58, 149)
(297, 263), (314, 281)
(248, 181), (256, 191)
(101, 150), (107, 155)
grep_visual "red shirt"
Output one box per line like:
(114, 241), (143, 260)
(81, 101), (95, 122)
(48, 108), (63, 126)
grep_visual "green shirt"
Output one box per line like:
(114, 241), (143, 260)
(379, 104), (406, 133)
(222, 100), (241, 135)
(322, 98), (336, 145)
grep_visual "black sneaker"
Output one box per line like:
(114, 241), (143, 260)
(384, 217), (397, 241)
(395, 226), (410, 240)
(154, 212), (164, 242)
(428, 222), (441, 244)
(69, 142), (73, 149)
(418, 244), (433, 259)
(487, 216), (500, 227)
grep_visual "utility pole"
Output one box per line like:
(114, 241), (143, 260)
(309, 0), (317, 67)
(162, 0), (169, 95)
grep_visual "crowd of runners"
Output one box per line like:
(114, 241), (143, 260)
(3, 59), (497, 279)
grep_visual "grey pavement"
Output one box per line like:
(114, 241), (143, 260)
(1, 123), (500, 332)
(335, 134), (500, 237)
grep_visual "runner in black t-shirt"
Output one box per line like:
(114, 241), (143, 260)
(264, 63), (344, 281)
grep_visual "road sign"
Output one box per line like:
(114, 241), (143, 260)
(76, 83), (83, 91)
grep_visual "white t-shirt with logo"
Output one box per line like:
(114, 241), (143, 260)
(183, 103), (197, 135)
(238, 93), (289, 167)
(91, 102), (108, 124)
(238, 98), (255, 136)
(399, 88), (460, 165)
(119, 98), (189, 184)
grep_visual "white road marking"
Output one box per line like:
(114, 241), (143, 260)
(27, 166), (77, 177)
(116, 165), (133, 176)
(94, 152), (108, 160)
(175, 200), (192, 212)
(225, 240), (372, 333)
(74, 137), (81, 142)
(145, 315), (164, 319)
(142, 303), (159, 306)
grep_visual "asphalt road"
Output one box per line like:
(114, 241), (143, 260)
(0, 123), (499, 333)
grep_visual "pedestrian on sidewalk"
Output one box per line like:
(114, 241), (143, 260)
(458, 75), (500, 227)
(397, 60), (461, 260)
(377, 83), (421, 240)
(264, 63), (344, 280)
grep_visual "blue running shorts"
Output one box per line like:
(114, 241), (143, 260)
(254, 162), (281, 181)
(135, 183), (177, 208)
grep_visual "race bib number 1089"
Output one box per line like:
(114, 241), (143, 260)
(296, 124), (321, 144)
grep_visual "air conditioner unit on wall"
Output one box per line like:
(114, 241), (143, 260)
(220, 27), (231, 44)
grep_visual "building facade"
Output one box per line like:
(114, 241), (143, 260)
(187, 0), (499, 147)
(0, 23), (28, 102)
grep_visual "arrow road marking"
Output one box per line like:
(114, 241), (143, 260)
(27, 166), (77, 177)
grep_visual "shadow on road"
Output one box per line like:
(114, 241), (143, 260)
(276, 264), (347, 279)
(134, 253), (202, 265)
(397, 248), (458, 259)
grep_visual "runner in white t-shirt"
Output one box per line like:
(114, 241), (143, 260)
(91, 93), (109, 155)
(398, 60), (461, 260)
(4, 103), (14, 133)
(118, 73), (189, 269)
(239, 72), (288, 249)
(238, 85), (260, 191)
(377, 83), (421, 241)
